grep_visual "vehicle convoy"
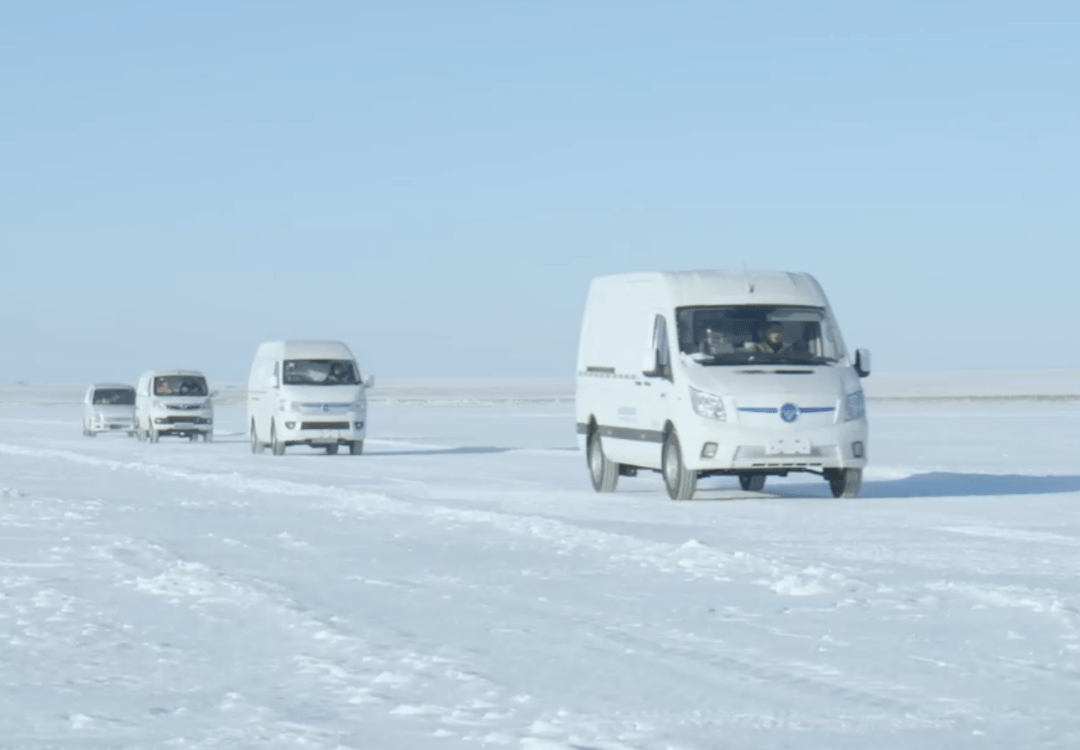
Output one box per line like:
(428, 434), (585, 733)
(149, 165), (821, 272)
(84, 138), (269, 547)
(574, 270), (870, 499)
(247, 340), (374, 456)
(135, 369), (214, 443)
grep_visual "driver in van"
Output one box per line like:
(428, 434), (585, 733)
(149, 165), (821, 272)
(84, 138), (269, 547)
(755, 322), (785, 354)
(325, 363), (348, 384)
(156, 380), (171, 394)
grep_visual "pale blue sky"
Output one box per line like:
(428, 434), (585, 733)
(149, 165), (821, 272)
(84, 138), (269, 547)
(2, 1), (1077, 383)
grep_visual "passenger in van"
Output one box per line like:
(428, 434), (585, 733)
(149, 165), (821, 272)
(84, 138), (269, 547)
(156, 380), (171, 394)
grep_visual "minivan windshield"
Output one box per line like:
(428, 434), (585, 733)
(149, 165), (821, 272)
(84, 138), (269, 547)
(154, 376), (208, 396)
(93, 388), (135, 405)
(676, 305), (844, 366)
(282, 359), (359, 386)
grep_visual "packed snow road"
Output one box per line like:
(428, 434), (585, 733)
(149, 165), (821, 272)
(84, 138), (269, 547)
(1, 387), (1079, 749)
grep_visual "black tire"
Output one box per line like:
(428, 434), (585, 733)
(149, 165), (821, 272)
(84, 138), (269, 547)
(587, 429), (618, 493)
(326, 444), (339, 455)
(149, 427), (159, 444)
(250, 422), (264, 454)
(739, 474), (766, 492)
(203, 431), (213, 443)
(349, 440), (364, 455)
(662, 429), (697, 501)
(271, 422), (285, 456)
(828, 468), (863, 498)
(189, 434), (198, 443)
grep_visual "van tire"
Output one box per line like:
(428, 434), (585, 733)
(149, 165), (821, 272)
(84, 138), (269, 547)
(739, 474), (766, 492)
(326, 444), (339, 455)
(662, 429), (697, 501)
(827, 468), (862, 498)
(149, 427), (159, 444)
(271, 422), (286, 456)
(250, 422), (264, 454)
(587, 429), (618, 493)
(349, 440), (364, 455)
(203, 431), (213, 443)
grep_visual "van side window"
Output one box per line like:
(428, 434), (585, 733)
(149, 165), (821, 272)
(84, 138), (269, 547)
(272, 361), (279, 387)
(653, 315), (671, 375)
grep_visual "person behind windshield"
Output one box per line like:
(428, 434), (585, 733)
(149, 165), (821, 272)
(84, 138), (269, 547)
(325, 363), (349, 384)
(156, 379), (171, 395)
(755, 322), (785, 354)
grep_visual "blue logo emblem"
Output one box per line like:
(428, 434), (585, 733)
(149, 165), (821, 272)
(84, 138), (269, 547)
(780, 403), (799, 423)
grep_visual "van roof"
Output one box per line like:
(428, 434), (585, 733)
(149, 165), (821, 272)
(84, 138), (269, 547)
(591, 269), (828, 307)
(255, 339), (355, 359)
(90, 382), (135, 390)
(141, 369), (207, 378)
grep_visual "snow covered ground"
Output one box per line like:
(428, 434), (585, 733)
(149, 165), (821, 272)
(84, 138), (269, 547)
(1, 374), (1079, 749)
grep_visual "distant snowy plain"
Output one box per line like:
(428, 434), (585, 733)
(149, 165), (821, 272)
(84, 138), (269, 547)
(1, 372), (1079, 749)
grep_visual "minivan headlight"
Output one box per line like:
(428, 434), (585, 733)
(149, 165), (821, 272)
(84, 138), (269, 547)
(843, 390), (866, 422)
(690, 387), (726, 421)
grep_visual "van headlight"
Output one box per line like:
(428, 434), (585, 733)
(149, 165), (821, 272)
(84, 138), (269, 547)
(843, 390), (866, 422)
(690, 387), (726, 421)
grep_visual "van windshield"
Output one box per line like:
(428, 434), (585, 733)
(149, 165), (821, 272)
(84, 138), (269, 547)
(282, 359), (359, 386)
(93, 388), (135, 405)
(676, 305), (844, 366)
(154, 376), (208, 396)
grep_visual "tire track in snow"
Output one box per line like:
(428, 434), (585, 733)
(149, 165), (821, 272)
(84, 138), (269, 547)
(0, 443), (869, 600)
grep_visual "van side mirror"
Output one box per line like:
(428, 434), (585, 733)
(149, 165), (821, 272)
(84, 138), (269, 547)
(855, 348), (871, 378)
(642, 351), (669, 379)
(364, 375), (375, 389)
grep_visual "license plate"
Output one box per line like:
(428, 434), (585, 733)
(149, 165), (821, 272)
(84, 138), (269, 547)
(766, 437), (810, 455)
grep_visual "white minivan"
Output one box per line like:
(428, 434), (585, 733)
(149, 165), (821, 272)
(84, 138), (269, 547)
(575, 270), (870, 500)
(135, 369), (214, 443)
(247, 340), (374, 456)
(82, 383), (136, 437)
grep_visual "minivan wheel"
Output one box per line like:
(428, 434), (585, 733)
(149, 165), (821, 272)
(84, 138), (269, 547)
(662, 430), (697, 501)
(739, 474), (766, 492)
(271, 422), (285, 456)
(349, 440), (364, 455)
(149, 428), (159, 444)
(250, 422), (264, 454)
(827, 468), (863, 498)
(326, 444), (339, 455)
(587, 429), (618, 493)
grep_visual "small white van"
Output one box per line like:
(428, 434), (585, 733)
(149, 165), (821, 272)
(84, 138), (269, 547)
(575, 270), (870, 500)
(135, 369), (214, 443)
(82, 383), (136, 437)
(247, 340), (374, 456)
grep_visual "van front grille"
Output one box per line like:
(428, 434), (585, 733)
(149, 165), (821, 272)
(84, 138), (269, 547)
(300, 421), (350, 430)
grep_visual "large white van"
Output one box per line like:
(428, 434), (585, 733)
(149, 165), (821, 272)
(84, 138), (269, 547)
(135, 369), (214, 443)
(247, 340), (374, 456)
(575, 270), (870, 500)
(82, 383), (136, 437)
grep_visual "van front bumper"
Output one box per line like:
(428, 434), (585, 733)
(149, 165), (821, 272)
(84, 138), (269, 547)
(278, 417), (366, 445)
(680, 419), (868, 473)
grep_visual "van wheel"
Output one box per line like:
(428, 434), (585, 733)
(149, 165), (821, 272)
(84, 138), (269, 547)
(149, 427), (159, 444)
(189, 434), (198, 443)
(662, 429), (697, 501)
(250, 422), (265, 454)
(827, 468), (862, 498)
(349, 440), (364, 455)
(587, 429), (618, 493)
(739, 474), (766, 492)
(203, 431), (213, 443)
(326, 444), (339, 455)
(271, 422), (286, 456)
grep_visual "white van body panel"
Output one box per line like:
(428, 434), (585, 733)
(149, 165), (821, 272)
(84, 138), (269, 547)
(82, 383), (136, 436)
(134, 369), (214, 441)
(575, 270), (869, 482)
(247, 340), (372, 453)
